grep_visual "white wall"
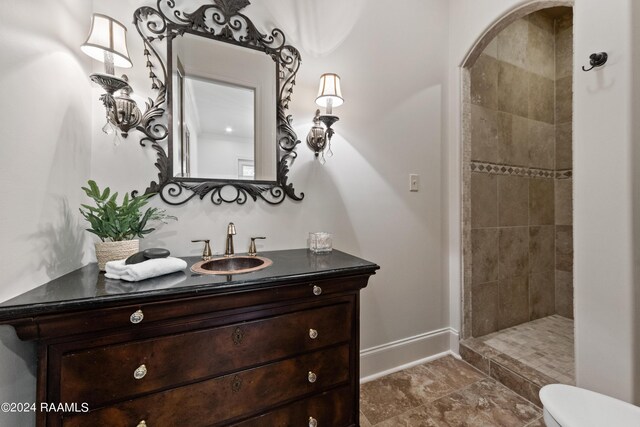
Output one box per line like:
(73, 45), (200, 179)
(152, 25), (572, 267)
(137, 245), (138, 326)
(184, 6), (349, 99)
(632, 0), (640, 404)
(573, 0), (639, 404)
(89, 0), (452, 378)
(448, 0), (640, 403)
(0, 0), (93, 424)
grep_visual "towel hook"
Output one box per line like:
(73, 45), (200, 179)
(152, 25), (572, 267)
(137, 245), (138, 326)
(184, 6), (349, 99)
(582, 52), (608, 72)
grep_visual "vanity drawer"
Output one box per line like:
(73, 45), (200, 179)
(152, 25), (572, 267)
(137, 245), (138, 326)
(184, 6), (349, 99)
(34, 275), (367, 341)
(61, 345), (350, 427)
(60, 303), (352, 407)
(231, 386), (353, 427)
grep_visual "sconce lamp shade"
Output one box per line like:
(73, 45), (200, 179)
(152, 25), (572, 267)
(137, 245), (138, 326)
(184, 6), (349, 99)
(315, 73), (343, 108)
(81, 14), (132, 68)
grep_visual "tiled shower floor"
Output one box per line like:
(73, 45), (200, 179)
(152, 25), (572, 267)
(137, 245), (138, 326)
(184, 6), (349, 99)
(460, 315), (575, 405)
(481, 315), (574, 384)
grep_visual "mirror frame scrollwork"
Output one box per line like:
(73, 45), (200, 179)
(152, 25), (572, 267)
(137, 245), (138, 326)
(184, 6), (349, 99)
(131, 0), (304, 205)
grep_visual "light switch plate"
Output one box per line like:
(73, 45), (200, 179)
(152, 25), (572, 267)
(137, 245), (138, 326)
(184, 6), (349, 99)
(410, 174), (419, 192)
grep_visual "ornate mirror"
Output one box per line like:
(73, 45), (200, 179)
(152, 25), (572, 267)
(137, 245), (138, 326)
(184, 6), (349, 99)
(132, 0), (304, 205)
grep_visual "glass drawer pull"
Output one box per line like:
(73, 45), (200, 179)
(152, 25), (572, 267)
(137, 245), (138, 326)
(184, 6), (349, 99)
(130, 309), (144, 324)
(133, 364), (147, 380)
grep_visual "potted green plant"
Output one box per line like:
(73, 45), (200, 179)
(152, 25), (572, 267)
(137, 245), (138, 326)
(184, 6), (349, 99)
(79, 180), (176, 271)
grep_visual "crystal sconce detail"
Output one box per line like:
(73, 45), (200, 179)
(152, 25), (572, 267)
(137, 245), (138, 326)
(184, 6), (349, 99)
(81, 14), (141, 139)
(306, 73), (343, 164)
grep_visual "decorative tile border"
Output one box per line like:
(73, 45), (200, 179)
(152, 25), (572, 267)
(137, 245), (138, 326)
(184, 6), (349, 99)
(555, 169), (572, 179)
(470, 161), (572, 179)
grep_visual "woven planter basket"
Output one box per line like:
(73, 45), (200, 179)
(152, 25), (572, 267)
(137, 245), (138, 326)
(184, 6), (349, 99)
(95, 240), (139, 271)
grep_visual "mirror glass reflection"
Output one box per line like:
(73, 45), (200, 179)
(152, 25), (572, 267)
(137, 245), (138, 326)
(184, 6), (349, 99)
(171, 33), (277, 182)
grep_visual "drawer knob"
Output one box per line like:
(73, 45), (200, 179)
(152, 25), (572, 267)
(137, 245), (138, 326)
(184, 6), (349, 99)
(308, 371), (317, 383)
(136, 422), (147, 427)
(133, 364), (147, 380)
(130, 309), (144, 324)
(309, 417), (318, 427)
(312, 285), (322, 296)
(309, 329), (318, 339)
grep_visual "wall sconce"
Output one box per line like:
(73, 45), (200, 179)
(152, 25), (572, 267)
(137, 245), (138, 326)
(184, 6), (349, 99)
(81, 14), (141, 139)
(306, 73), (343, 164)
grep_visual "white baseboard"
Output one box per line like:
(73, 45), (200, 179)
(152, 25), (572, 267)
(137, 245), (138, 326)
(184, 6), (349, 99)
(359, 327), (458, 383)
(449, 328), (460, 355)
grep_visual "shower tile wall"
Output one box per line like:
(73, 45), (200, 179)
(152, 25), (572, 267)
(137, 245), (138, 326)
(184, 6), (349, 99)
(469, 11), (573, 337)
(554, 14), (573, 319)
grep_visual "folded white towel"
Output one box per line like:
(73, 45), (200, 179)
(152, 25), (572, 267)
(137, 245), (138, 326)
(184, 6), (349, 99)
(105, 257), (188, 282)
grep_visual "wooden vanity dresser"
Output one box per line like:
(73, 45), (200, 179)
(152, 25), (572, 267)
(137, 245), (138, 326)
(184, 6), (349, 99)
(0, 249), (379, 426)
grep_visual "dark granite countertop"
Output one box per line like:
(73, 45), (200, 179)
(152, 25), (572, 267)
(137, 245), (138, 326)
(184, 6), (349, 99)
(0, 249), (379, 321)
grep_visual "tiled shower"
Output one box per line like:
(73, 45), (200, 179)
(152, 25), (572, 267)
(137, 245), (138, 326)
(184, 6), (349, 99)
(461, 7), (574, 400)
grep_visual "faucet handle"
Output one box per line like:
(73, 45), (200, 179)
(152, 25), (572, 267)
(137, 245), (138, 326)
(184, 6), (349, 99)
(248, 237), (266, 256)
(192, 239), (212, 260)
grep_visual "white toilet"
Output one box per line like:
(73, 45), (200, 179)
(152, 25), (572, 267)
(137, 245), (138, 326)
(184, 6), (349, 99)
(540, 384), (640, 427)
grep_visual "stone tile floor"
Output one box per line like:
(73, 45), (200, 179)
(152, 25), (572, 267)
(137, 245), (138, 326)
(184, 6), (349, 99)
(481, 315), (574, 384)
(360, 355), (544, 426)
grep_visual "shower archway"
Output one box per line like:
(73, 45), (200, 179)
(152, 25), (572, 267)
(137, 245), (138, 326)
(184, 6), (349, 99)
(459, 0), (575, 404)
(460, 0), (573, 339)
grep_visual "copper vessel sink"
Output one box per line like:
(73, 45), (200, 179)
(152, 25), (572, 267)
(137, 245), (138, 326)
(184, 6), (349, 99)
(191, 256), (272, 275)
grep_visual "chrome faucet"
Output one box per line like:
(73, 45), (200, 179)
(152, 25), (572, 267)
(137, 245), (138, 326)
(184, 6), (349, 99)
(224, 222), (237, 257)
